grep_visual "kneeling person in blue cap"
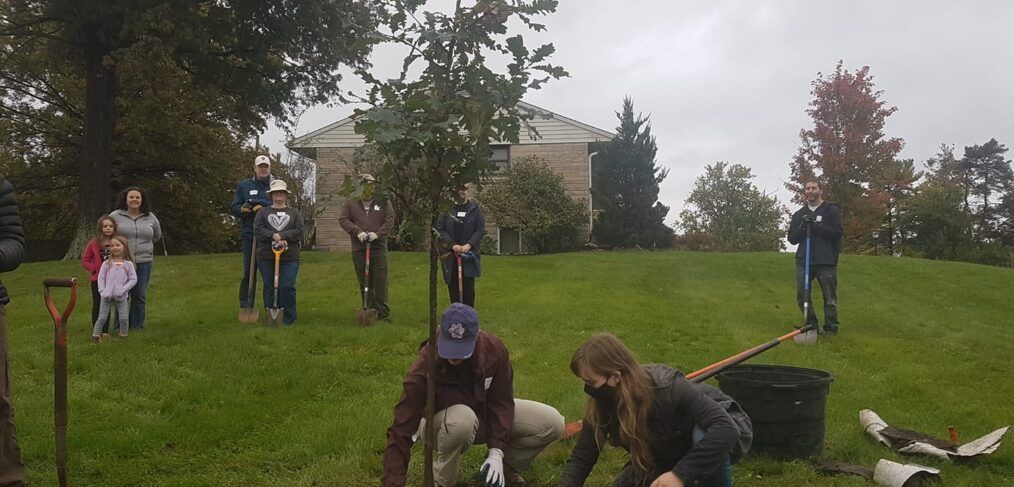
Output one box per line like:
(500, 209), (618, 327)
(381, 303), (565, 487)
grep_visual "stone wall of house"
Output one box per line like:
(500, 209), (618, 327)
(486, 143), (591, 248)
(314, 147), (358, 252)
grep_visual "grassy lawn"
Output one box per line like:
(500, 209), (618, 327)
(5, 250), (1014, 486)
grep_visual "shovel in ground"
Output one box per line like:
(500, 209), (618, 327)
(44, 277), (78, 487)
(356, 241), (378, 326)
(238, 239), (260, 323)
(266, 241), (286, 326)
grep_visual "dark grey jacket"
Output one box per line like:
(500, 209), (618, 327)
(559, 365), (749, 486)
(0, 177), (24, 305)
(436, 200), (485, 281)
(787, 202), (843, 266)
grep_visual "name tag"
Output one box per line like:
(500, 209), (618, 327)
(374, 205), (380, 211)
(249, 190), (258, 195)
(277, 212), (286, 218)
(816, 215), (823, 222)
(456, 211), (466, 218)
(484, 377), (493, 390)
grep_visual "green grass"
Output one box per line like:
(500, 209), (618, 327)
(5, 250), (1014, 486)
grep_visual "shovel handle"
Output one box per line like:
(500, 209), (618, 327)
(43, 277), (78, 328)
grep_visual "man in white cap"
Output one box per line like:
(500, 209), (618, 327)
(338, 173), (396, 321)
(381, 303), (565, 487)
(230, 155), (274, 310)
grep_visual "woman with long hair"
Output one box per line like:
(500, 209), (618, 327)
(560, 334), (751, 487)
(109, 186), (162, 329)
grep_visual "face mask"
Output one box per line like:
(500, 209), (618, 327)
(584, 382), (616, 401)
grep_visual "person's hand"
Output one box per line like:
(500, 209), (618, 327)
(272, 233), (282, 242)
(452, 244), (464, 254)
(461, 243), (472, 252)
(252, 204), (263, 212)
(649, 471), (684, 487)
(368, 232), (379, 242)
(241, 202), (253, 213)
(479, 448), (505, 487)
(357, 232), (369, 242)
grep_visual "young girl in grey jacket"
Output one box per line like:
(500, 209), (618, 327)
(91, 236), (137, 342)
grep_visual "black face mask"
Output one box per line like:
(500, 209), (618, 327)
(584, 382), (616, 401)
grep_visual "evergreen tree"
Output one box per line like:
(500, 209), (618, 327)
(591, 97), (673, 248)
(962, 138), (1013, 239)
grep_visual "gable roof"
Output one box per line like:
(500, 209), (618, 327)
(286, 101), (614, 153)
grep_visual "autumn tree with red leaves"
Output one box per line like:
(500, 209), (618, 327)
(788, 61), (904, 251)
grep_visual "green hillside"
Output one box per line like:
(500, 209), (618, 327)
(4, 251), (1012, 485)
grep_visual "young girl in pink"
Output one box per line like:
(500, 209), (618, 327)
(91, 236), (137, 342)
(81, 216), (118, 335)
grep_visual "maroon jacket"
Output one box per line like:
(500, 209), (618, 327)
(338, 198), (396, 251)
(381, 331), (515, 487)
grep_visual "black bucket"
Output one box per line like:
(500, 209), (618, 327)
(716, 364), (833, 458)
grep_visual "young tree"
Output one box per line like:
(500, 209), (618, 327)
(348, 2), (566, 485)
(678, 162), (785, 252)
(480, 156), (588, 254)
(787, 62), (904, 252)
(1, 1), (380, 256)
(591, 97), (673, 248)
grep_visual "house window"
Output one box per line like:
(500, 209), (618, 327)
(491, 145), (510, 171)
(499, 227), (521, 254)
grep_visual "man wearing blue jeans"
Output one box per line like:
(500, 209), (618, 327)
(787, 179), (843, 336)
(230, 155), (273, 309)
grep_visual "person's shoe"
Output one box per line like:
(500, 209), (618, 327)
(823, 328), (839, 336)
(90, 335), (101, 343)
(117, 333), (128, 339)
(101, 332), (111, 339)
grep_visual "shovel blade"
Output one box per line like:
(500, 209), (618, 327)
(267, 308), (284, 326)
(356, 308), (378, 326)
(793, 329), (819, 345)
(238, 307), (260, 323)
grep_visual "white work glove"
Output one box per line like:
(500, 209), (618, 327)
(357, 232), (368, 242)
(479, 448), (505, 487)
(368, 232), (379, 242)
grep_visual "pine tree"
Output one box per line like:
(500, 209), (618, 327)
(591, 97), (673, 248)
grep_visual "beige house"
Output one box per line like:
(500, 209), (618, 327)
(287, 101), (614, 253)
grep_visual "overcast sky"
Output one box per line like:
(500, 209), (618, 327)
(263, 1), (1014, 226)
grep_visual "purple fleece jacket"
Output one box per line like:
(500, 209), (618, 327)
(97, 260), (137, 300)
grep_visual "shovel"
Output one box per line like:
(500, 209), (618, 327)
(561, 323), (818, 439)
(456, 253), (463, 303)
(238, 239), (260, 323)
(44, 277), (78, 487)
(356, 241), (378, 326)
(266, 241), (286, 326)
(794, 220), (819, 345)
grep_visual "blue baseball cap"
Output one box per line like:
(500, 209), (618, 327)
(438, 303), (479, 360)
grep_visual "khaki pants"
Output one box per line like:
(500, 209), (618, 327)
(0, 305), (25, 486)
(416, 399), (564, 487)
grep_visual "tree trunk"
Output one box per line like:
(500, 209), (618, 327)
(64, 35), (116, 260)
(423, 210), (439, 487)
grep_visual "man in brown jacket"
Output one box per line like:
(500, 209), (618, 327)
(381, 304), (564, 487)
(338, 174), (396, 320)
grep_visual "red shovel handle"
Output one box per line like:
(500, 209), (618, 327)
(44, 277), (78, 328)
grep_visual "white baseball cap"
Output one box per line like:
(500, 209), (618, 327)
(254, 155), (271, 167)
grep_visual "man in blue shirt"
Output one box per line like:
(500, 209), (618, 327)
(231, 155), (273, 309)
